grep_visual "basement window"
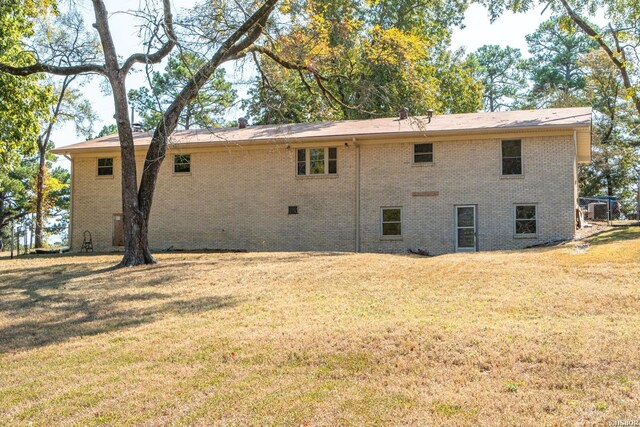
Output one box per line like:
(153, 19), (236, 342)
(97, 158), (113, 176)
(297, 147), (337, 176)
(502, 140), (522, 175)
(414, 143), (433, 163)
(515, 205), (537, 236)
(381, 207), (402, 237)
(174, 154), (191, 173)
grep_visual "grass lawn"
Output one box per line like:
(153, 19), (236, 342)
(1, 227), (639, 426)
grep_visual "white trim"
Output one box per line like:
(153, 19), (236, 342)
(173, 153), (192, 174)
(513, 203), (538, 238)
(380, 206), (403, 240)
(296, 147), (338, 176)
(455, 205), (477, 252)
(412, 142), (434, 165)
(500, 139), (523, 177)
(96, 157), (114, 178)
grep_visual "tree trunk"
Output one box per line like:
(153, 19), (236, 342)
(34, 140), (47, 248)
(110, 74), (156, 267)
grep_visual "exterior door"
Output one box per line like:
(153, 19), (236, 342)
(455, 205), (477, 252)
(113, 214), (124, 247)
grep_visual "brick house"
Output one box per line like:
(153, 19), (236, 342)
(53, 107), (592, 255)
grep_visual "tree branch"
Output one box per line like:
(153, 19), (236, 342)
(0, 62), (104, 76)
(559, 0), (640, 116)
(121, 0), (177, 75)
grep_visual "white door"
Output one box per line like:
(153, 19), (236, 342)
(455, 205), (477, 252)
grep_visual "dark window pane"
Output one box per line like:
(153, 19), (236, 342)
(414, 143), (432, 154)
(457, 207), (474, 227)
(98, 158), (113, 167)
(288, 206), (298, 214)
(502, 140), (521, 157)
(328, 147), (337, 159)
(414, 153), (433, 163)
(457, 228), (475, 248)
(502, 158), (522, 175)
(516, 205), (536, 220)
(174, 163), (190, 173)
(383, 209), (401, 222)
(97, 166), (112, 176)
(382, 223), (401, 236)
(516, 220), (537, 234)
(297, 148), (305, 162)
(328, 160), (337, 174)
(174, 155), (191, 173)
(297, 161), (306, 175)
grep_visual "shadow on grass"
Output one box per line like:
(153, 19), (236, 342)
(0, 261), (239, 353)
(584, 226), (640, 246)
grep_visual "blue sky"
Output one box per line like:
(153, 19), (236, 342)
(51, 2), (551, 153)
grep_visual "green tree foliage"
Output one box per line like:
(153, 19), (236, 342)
(245, 0), (482, 124)
(0, 0), (57, 248)
(478, 0), (640, 117)
(525, 16), (597, 107)
(128, 52), (236, 130)
(0, 0), (53, 160)
(471, 44), (528, 111)
(579, 51), (640, 216)
(95, 124), (118, 138)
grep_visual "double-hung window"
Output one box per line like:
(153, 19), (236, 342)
(381, 207), (402, 237)
(413, 143), (433, 163)
(515, 205), (537, 236)
(97, 158), (113, 176)
(297, 147), (337, 176)
(501, 140), (522, 175)
(174, 154), (191, 174)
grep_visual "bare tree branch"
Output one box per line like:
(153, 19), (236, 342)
(120, 0), (177, 75)
(0, 62), (104, 76)
(559, 0), (640, 116)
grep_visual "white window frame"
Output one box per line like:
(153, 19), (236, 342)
(173, 154), (191, 174)
(455, 205), (477, 252)
(501, 139), (523, 177)
(97, 157), (114, 177)
(380, 207), (403, 239)
(413, 143), (434, 164)
(296, 147), (337, 176)
(514, 204), (538, 238)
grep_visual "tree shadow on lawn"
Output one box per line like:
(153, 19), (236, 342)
(0, 262), (240, 353)
(584, 226), (640, 246)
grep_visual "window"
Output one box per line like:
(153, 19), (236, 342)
(296, 147), (337, 176)
(515, 205), (537, 235)
(414, 143), (433, 163)
(381, 207), (402, 237)
(502, 140), (522, 175)
(174, 154), (191, 173)
(288, 206), (298, 215)
(97, 158), (113, 176)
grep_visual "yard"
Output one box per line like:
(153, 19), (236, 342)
(1, 227), (639, 426)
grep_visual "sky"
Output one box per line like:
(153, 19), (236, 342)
(51, 2), (552, 156)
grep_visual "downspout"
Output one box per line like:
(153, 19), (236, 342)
(64, 154), (74, 250)
(354, 137), (361, 252)
(573, 131), (579, 232)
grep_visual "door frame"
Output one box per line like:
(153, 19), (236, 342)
(454, 205), (477, 252)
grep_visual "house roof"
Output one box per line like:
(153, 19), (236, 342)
(52, 107), (592, 155)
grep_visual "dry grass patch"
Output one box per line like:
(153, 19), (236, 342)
(1, 227), (639, 426)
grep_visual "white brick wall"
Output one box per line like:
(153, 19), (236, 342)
(70, 133), (577, 255)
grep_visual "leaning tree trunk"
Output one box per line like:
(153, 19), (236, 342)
(34, 140), (47, 248)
